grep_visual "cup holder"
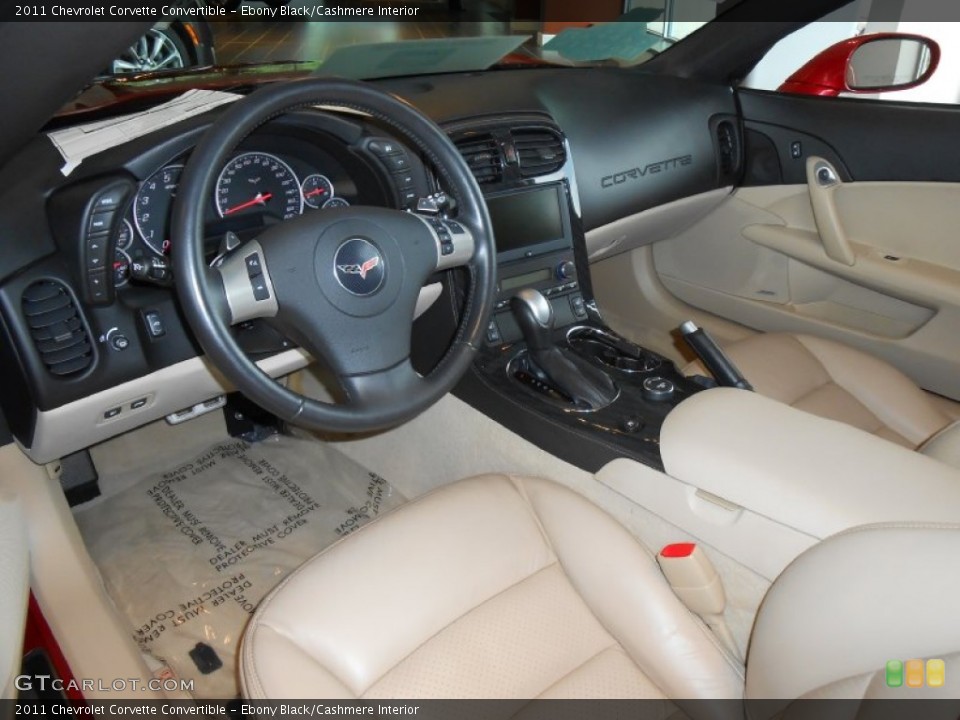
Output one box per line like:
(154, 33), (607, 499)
(567, 327), (661, 374)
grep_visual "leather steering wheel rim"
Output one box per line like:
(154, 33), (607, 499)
(171, 78), (495, 433)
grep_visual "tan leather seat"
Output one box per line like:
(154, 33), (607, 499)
(241, 474), (960, 703)
(683, 332), (950, 449)
(241, 474), (744, 700)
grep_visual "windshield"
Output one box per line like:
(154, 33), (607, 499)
(59, 1), (731, 117)
(107, 0), (723, 77)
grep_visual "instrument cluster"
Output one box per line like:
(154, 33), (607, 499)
(113, 149), (358, 289)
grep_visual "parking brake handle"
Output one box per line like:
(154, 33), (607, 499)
(680, 321), (752, 391)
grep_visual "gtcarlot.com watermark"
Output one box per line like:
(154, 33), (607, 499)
(15, 675), (195, 694)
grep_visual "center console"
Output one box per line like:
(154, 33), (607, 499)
(449, 117), (705, 472)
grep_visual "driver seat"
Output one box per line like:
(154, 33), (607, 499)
(240, 474), (960, 703)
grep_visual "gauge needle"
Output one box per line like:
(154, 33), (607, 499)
(304, 188), (327, 198)
(224, 192), (273, 215)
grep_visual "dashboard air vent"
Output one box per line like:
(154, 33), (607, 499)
(21, 280), (94, 377)
(513, 127), (566, 178)
(454, 133), (503, 185)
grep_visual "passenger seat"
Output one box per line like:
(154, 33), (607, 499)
(683, 332), (959, 458)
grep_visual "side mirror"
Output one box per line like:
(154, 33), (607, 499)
(778, 32), (940, 97)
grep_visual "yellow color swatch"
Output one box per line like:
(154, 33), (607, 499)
(926, 659), (945, 688)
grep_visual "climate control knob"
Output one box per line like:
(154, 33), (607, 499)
(557, 260), (577, 281)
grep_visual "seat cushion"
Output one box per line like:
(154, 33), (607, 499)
(683, 333), (949, 448)
(240, 474), (743, 700)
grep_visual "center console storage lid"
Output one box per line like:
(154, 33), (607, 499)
(661, 388), (960, 539)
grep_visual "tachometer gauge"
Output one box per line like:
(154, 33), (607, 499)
(301, 174), (335, 209)
(134, 164), (182, 255)
(322, 197), (351, 209)
(116, 218), (134, 251)
(113, 249), (131, 288)
(216, 152), (302, 220)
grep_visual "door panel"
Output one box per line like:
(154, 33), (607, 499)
(647, 90), (960, 399)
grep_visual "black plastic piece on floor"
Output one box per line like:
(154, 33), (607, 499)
(58, 448), (100, 507)
(189, 642), (223, 675)
(224, 392), (283, 442)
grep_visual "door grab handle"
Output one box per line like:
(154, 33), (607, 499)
(806, 156), (855, 266)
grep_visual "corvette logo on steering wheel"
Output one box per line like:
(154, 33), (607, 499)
(333, 238), (385, 296)
(338, 256), (380, 280)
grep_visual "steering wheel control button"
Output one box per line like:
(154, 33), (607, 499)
(446, 221), (465, 234)
(367, 138), (402, 157)
(87, 270), (108, 302)
(642, 376), (676, 403)
(333, 238), (386, 296)
(250, 275), (271, 302)
(394, 171), (416, 189)
(85, 236), (107, 271)
(88, 211), (113, 235)
(245, 253), (263, 277)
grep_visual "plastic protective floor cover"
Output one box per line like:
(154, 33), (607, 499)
(75, 434), (406, 699)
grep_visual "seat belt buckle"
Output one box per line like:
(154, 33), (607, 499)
(657, 542), (742, 661)
(657, 542), (725, 616)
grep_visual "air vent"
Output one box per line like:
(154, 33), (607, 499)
(716, 120), (740, 177)
(454, 133), (503, 185)
(21, 280), (94, 377)
(513, 127), (566, 178)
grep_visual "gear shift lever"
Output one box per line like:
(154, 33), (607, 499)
(510, 289), (617, 411)
(510, 289), (555, 352)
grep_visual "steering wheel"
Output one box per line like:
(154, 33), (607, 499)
(171, 79), (496, 433)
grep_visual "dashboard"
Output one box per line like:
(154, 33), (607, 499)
(0, 67), (739, 462)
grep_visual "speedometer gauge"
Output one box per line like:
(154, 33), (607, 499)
(216, 152), (302, 220)
(134, 164), (182, 255)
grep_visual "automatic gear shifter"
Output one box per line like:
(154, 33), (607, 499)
(510, 289), (618, 411)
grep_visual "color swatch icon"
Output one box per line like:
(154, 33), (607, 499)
(886, 658), (945, 688)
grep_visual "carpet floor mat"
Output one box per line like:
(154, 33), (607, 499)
(75, 434), (406, 699)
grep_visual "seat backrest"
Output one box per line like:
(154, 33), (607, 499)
(746, 523), (960, 708)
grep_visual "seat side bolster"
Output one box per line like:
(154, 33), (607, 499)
(746, 524), (960, 704)
(515, 476), (745, 701)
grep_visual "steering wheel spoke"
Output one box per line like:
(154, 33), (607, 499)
(338, 360), (424, 415)
(415, 214), (477, 272)
(216, 239), (280, 324)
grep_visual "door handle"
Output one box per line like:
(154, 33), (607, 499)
(806, 156), (856, 266)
